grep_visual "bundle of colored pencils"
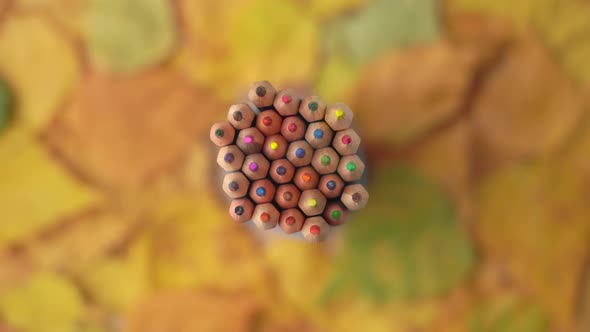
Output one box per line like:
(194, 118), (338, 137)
(210, 81), (368, 242)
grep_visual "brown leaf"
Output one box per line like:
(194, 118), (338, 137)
(471, 34), (586, 176)
(125, 290), (260, 332)
(45, 69), (223, 190)
(352, 40), (476, 147)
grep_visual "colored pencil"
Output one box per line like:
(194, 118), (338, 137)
(341, 184), (369, 211)
(318, 173), (345, 199)
(305, 121), (334, 149)
(269, 159), (295, 184)
(256, 110), (282, 136)
(286, 140), (313, 167)
(293, 166), (319, 191)
(227, 103), (256, 130)
(236, 127), (265, 155)
(280, 116), (307, 142)
(279, 208), (305, 234)
(241, 153), (270, 180)
(252, 203), (280, 230)
(248, 80), (276, 108)
(222, 171), (250, 199)
(262, 134), (288, 161)
(217, 145), (245, 172)
(229, 198), (254, 223)
(332, 128), (361, 156)
(249, 179), (276, 204)
(311, 147), (340, 175)
(298, 189), (327, 216)
(275, 184), (301, 209)
(273, 89), (300, 116)
(299, 96), (326, 123)
(210, 121), (236, 147)
(301, 216), (330, 242)
(337, 155), (366, 182)
(323, 201), (348, 225)
(325, 103), (353, 131)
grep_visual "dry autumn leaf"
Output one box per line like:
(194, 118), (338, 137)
(352, 41), (475, 147)
(14, 0), (89, 37)
(24, 209), (139, 274)
(175, 0), (319, 101)
(78, 235), (152, 313)
(0, 272), (84, 332)
(322, 166), (475, 304)
(476, 161), (590, 331)
(470, 34), (586, 175)
(83, 0), (176, 73)
(0, 127), (101, 246)
(0, 15), (80, 131)
(263, 237), (331, 312)
(45, 69), (222, 190)
(0, 78), (12, 132)
(147, 193), (270, 298)
(125, 290), (260, 332)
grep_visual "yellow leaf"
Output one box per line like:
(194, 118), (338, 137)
(0, 272), (84, 332)
(0, 15), (80, 131)
(79, 236), (152, 313)
(0, 127), (100, 246)
(263, 237), (331, 311)
(148, 194), (270, 299)
(314, 56), (360, 104)
(26, 210), (138, 274)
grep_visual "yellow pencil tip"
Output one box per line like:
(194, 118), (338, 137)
(335, 109), (345, 120)
(307, 198), (317, 207)
(270, 141), (279, 150)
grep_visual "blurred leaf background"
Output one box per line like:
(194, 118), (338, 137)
(0, 0), (590, 331)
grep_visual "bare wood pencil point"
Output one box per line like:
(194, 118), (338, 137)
(341, 184), (369, 211)
(280, 116), (307, 142)
(252, 203), (280, 230)
(298, 189), (327, 216)
(337, 155), (366, 182)
(318, 174), (345, 199)
(293, 166), (319, 191)
(302, 216), (331, 242)
(256, 110), (282, 136)
(228, 103), (256, 129)
(299, 96), (326, 123)
(222, 172), (250, 199)
(286, 140), (313, 167)
(279, 208), (305, 234)
(262, 134), (288, 160)
(305, 121), (334, 149)
(275, 184), (301, 209)
(274, 89), (300, 116)
(236, 127), (265, 155)
(217, 145), (245, 172)
(229, 198), (254, 223)
(333, 128), (361, 156)
(311, 147), (340, 175)
(210, 121), (236, 147)
(249, 179), (276, 204)
(248, 81), (276, 108)
(323, 201), (348, 226)
(325, 103), (353, 131)
(269, 159), (295, 184)
(241, 153), (270, 180)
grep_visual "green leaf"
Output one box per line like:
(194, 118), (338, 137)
(469, 295), (549, 332)
(84, 0), (176, 73)
(321, 166), (475, 303)
(0, 79), (12, 132)
(324, 0), (440, 66)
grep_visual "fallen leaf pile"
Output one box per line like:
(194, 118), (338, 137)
(0, 1), (589, 331)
